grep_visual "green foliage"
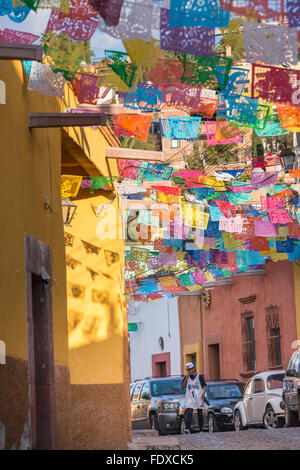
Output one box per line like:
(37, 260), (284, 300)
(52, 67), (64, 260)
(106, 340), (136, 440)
(203, 142), (239, 165)
(119, 134), (162, 151)
(218, 18), (245, 62)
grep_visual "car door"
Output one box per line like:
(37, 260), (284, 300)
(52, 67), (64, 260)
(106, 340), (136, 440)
(243, 379), (253, 423)
(248, 378), (266, 423)
(131, 382), (143, 424)
(136, 381), (151, 427)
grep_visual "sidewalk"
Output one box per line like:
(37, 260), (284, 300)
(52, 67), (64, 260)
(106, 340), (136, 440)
(127, 430), (181, 450)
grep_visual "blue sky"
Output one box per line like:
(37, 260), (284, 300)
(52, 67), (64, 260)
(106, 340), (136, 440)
(0, 9), (125, 59)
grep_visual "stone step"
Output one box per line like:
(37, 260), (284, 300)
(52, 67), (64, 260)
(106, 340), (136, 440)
(128, 436), (181, 451)
(132, 429), (158, 437)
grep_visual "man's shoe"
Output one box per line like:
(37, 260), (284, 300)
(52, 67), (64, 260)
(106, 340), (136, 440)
(184, 428), (191, 434)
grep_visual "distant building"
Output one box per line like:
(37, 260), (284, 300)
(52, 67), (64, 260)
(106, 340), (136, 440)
(128, 297), (181, 382)
(177, 261), (300, 381)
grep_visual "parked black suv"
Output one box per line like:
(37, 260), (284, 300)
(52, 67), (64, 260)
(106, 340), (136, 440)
(130, 376), (185, 435)
(179, 380), (245, 433)
(283, 349), (300, 427)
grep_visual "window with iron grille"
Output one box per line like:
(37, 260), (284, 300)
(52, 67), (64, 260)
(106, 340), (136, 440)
(241, 311), (256, 372)
(265, 305), (282, 368)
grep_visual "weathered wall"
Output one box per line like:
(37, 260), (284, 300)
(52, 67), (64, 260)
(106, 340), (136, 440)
(0, 61), (70, 449)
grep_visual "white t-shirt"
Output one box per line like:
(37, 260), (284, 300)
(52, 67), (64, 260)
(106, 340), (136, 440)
(185, 374), (204, 409)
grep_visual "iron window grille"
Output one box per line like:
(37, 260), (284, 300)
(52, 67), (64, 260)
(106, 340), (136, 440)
(265, 305), (282, 368)
(241, 311), (256, 372)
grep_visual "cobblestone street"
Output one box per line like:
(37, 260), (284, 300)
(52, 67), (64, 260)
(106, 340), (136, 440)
(177, 427), (300, 450)
(131, 427), (300, 450)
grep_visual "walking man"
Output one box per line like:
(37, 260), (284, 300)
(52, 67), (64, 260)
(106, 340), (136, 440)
(182, 362), (206, 433)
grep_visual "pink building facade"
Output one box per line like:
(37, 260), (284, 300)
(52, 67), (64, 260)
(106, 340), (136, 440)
(178, 261), (298, 382)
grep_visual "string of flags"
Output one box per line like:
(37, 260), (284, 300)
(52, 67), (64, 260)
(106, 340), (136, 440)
(1, 0), (300, 302)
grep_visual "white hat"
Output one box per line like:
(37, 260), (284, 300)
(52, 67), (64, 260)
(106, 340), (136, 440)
(185, 362), (195, 370)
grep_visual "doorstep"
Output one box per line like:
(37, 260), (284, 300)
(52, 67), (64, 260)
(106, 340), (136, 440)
(128, 431), (181, 450)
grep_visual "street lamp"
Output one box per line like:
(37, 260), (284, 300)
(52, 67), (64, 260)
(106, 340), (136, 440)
(61, 197), (77, 226)
(279, 147), (295, 173)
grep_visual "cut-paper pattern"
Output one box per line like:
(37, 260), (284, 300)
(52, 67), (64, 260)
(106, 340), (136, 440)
(182, 55), (232, 90)
(89, 0), (123, 26)
(116, 114), (152, 141)
(28, 62), (66, 98)
(123, 38), (161, 69)
(124, 84), (162, 112)
(98, 0), (153, 41)
(44, 34), (90, 81)
(162, 83), (203, 113)
(0, 28), (39, 43)
(219, 0), (286, 21)
(71, 72), (100, 104)
(160, 116), (202, 140)
(286, 0), (300, 27)
(205, 121), (242, 146)
(169, 0), (229, 28)
(147, 58), (184, 87)
(0, 0), (30, 22)
(255, 113), (288, 137)
(160, 8), (215, 57)
(251, 64), (300, 106)
(276, 103), (300, 131)
(105, 50), (138, 89)
(244, 22), (298, 66)
(46, 10), (98, 41)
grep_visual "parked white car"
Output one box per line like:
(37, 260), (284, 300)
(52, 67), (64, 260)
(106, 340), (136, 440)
(234, 371), (285, 430)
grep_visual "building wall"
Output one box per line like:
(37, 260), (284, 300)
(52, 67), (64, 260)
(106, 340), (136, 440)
(177, 295), (202, 373)
(128, 297), (181, 382)
(293, 262), (300, 349)
(161, 108), (194, 169)
(0, 60), (131, 450)
(178, 261), (298, 382)
(0, 60), (70, 449)
(62, 86), (131, 449)
(202, 262), (297, 380)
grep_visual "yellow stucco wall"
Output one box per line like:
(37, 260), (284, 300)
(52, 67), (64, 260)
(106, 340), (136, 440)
(65, 191), (126, 384)
(62, 83), (127, 385)
(293, 262), (300, 346)
(0, 60), (69, 367)
(183, 342), (202, 373)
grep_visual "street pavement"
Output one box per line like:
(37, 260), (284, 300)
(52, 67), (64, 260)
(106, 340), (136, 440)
(131, 427), (300, 450)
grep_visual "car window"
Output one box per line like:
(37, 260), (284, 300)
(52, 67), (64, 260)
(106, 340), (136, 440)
(253, 379), (265, 393)
(294, 353), (300, 374)
(132, 382), (143, 401)
(244, 380), (253, 396)
(150, 378), (184, 396)
(130, 384), (135, 400)
(287, 353), (296, 371)
(267, 374), (284, 390)
(140, 382), (150, 400)
(207, 383), (243, 399)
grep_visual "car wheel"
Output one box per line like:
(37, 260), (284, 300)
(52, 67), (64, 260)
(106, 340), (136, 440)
(208, 414), (219, 434)
(234, 410), (247, 431)
(284, 400), (299, 427)
(151, 413), (163, 436)
(263, 407), (278, 429)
